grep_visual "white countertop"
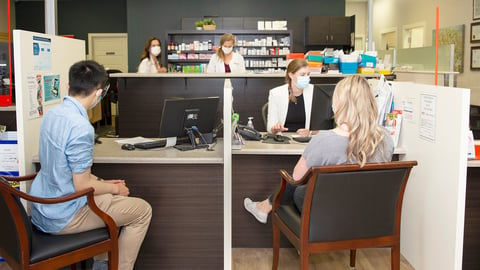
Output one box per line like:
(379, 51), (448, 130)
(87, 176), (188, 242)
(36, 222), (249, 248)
(234, 137), (406, 155)
(0, 105), (16, 111)
(32, 137), (224, 164)
(31, 136), (406, 163)
(109, 73), (380, 78)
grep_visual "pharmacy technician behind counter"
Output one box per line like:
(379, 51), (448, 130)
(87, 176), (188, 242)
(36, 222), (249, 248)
(138, 36), (167, 73)
(207, 33), (246, 73)
(267, 58), (315, 137)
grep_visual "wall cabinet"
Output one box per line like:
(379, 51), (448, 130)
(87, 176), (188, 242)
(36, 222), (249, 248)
(165, 30), (292, 73)
(305, 16), (355, 49)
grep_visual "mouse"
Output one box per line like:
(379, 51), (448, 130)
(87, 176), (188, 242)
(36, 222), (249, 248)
(121, 143), (135, 151)
(274, 134), (285, 142)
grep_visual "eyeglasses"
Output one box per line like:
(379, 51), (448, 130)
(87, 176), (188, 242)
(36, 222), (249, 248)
(99, 81), (110, 99)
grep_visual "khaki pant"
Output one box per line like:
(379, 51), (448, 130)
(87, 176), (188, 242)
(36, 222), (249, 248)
(57, 194), (152, 270)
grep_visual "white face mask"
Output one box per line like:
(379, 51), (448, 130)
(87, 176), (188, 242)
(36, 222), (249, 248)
(88, 91), (102, 110)
(222, 46), (233, 55)
(295, 75), (310, 89)
(150, 46), (161, 56)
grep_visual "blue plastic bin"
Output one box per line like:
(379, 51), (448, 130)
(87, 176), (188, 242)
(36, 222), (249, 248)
(339, 62), (358, 74)
(360, 54), (377, 68)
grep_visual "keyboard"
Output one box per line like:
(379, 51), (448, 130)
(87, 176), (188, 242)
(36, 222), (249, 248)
(134, 139), (167, 149)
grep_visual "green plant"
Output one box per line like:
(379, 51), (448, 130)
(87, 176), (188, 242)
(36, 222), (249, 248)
(203, 18), (216, 25)
(195, 21), (204, 27)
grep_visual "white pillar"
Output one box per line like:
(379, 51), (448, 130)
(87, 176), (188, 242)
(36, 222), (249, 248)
(367, 0), (373, 51)
(44, 0), (57, 35)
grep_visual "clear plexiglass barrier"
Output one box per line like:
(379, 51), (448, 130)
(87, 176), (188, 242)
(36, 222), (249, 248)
(378, 44), (454, 72)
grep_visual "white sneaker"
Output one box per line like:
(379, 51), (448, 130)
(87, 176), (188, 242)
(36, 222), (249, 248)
(244, 198), (268, 224)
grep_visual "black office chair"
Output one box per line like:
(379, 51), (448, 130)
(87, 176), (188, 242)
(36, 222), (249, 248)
(271, 161), (417, 270)
(262, 102), (268, 132)
(105, 69), (122, 135)
(0, 174), (119, 270)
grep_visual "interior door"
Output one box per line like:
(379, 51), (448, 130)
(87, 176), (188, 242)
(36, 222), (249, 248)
(88, 33), (128, 72)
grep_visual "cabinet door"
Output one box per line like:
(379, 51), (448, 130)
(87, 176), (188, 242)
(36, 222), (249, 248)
(328, 17), (352, 45)
(305, 16), (330, 45)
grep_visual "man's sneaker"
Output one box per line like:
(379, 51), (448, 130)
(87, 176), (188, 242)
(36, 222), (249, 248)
(244, 198), (268, 224)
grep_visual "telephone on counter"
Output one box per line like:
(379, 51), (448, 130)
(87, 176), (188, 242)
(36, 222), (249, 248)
(236, 124), (262, 141)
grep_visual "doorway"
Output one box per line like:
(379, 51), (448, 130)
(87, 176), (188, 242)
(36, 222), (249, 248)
(88, 33), (128, 72)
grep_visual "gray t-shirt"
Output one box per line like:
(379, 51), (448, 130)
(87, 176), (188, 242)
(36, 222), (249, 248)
(292, 128), (395, 212)
(303, 128), (395, 168)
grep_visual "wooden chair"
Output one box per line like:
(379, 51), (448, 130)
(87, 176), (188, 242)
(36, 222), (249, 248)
(271, 161), (417, 270)
(0, 174), (118, 270)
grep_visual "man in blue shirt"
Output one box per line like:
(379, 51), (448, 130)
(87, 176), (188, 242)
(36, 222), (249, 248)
(30, 60), (152, 270)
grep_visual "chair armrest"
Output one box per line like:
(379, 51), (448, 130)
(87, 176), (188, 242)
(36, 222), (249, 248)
(85, 190), (118, 236)
(279, 169), (312, 187)
(6, 183), (96, 205)
(3, 173), (37, 182)
(272, 169), (314, 211)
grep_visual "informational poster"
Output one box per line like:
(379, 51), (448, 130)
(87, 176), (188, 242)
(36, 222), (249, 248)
(43, 74), (61, 103)
(0, 131), (19, 177)
(419, 94), (437, 142)
(402, 99), (415, 122)
(33, 36), (52, 71)
(26, 74), (43, 119)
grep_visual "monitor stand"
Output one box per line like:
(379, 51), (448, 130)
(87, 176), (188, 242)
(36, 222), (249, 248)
(174, 127), (209, 151)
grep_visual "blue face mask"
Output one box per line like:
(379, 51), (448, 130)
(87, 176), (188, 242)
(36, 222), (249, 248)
(295, 75), (310, 89)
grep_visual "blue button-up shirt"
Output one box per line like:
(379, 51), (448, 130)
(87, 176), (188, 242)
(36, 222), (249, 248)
(30, 96), (94, 233)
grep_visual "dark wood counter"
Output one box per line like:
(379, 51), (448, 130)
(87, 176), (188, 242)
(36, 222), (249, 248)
(463, 167), (480, 270)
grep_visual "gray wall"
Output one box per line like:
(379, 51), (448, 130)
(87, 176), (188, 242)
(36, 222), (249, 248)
(15, 0), (127, 55)
(15, 0), (345, 72)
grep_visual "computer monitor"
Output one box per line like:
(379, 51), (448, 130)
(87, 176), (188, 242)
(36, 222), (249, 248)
(159, 96), (220, 148)
(310, 84), (335, 130)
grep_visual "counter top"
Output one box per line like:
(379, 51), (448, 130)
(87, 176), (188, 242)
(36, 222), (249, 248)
(393, 70), (459, 75)
(468, 160), (480, 167)
(32, 138), (224, 164)
(110, 72), (380, 78)
(0, 105), (16, 111)
(31, 136), (406, 163)
(235, 137), (406, 155)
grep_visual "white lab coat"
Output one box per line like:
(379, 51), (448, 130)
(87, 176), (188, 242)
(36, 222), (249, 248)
(266, 83), (314, 133)
(138, 58), (159, 73)
(207, 52), (246, 73)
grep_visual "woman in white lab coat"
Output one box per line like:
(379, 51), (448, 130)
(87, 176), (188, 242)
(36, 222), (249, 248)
(137, 37), (167, 73)
(267, 58), (314, 137)
(207, 33), (246, 73)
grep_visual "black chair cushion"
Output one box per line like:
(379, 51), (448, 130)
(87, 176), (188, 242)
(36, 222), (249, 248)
(30, 225), (110, 264)
(276, 204), (302, 237)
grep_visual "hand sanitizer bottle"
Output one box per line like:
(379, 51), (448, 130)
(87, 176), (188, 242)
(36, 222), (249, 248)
(247, 117), (255, 130)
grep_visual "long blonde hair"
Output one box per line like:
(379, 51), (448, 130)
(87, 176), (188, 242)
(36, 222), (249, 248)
(216, 33), (236, 61)
(285, 59), (308, 104)
(332, 75), (386, 167)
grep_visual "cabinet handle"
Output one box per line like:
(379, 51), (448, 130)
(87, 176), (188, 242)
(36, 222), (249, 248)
(330, 35), (333, 41)
(326, 35), (329, 41)
(106, 52), (115, 55)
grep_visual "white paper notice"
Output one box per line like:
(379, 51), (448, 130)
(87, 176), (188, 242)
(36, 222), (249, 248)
(26, 74), (42, 119)
(33, 36), (52, 71)
(419, 94), (437, 142)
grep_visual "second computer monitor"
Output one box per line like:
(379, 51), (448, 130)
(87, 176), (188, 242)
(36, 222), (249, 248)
(310, 84), (335, 131)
